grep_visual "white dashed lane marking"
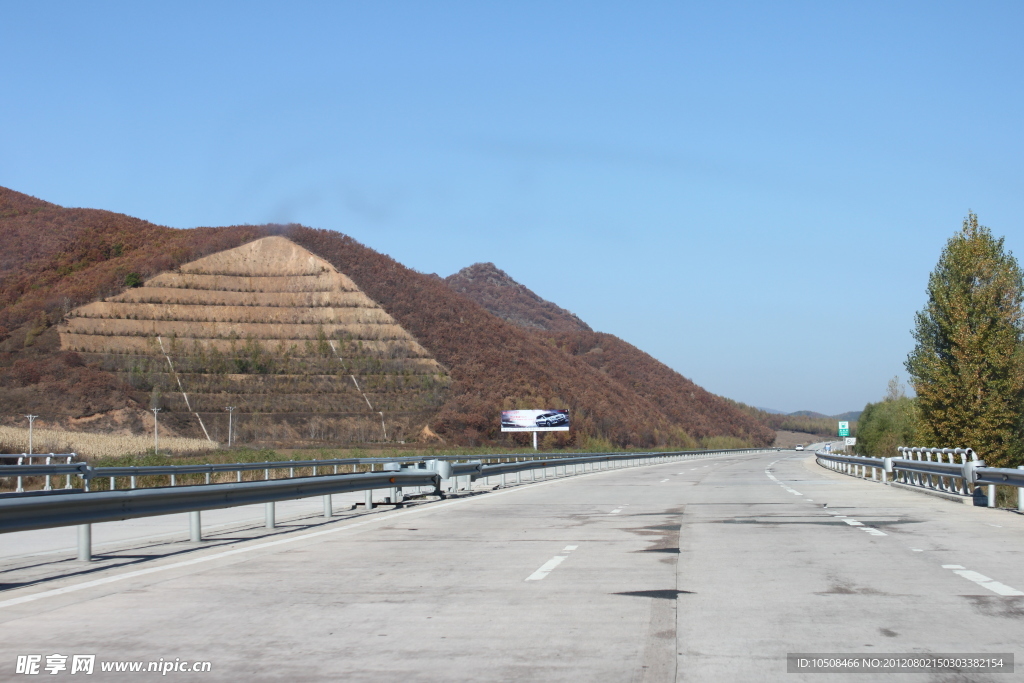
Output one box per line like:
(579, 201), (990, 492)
(767, 459), (885, 536)
(526, 545), (580, 581)
(941, 565), (1024, 596)
(609, 509), (622, 515)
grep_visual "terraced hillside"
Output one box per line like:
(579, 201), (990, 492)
(58, 237), (450, 443)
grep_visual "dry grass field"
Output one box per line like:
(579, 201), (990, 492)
(0, 425), (218, 458)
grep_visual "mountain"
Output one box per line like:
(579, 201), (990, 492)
(444, 263), (591, 333)
(442, 263), (774, 446)
(0, 186), (774, 448)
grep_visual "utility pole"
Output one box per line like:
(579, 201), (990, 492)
(225, 406), (236, 447)
(151, 408), (161, 455)
(24, 415), (38, 455)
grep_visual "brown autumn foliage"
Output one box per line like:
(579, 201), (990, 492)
(547, 331), (775, 444)
(0, 186), (775, 447)
(285, 227), (774, 447)
(441, 261), (773, 444)
(444, 262), (592, 333)
(0, 186), (270, 341)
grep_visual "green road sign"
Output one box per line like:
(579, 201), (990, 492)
(838, 420), (850, 437)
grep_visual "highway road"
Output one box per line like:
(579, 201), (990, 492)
(2, 449), (1023, 681)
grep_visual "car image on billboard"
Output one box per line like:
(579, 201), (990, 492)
(500, 409), (570, 432)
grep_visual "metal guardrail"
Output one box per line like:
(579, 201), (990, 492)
(0, 452), (590, 493)
(0, 447), (776, 563)
(0, 453), (78, 492)
(0, 469), (438, 534)
(815, 447), (1024, 511)
(0, 449), (771, 492)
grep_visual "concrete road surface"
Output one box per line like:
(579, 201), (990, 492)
(1, 450), (1023, 682)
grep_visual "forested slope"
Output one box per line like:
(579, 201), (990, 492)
(1, 186), (773, 447)
(444, 262), (591, 333)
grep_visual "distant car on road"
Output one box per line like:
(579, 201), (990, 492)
(795, 445), (804, 451)
(535, 412), (568, 427)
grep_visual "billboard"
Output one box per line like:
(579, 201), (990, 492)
(500, 409), (570, 432)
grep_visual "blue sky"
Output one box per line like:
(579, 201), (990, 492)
(2, 1), (1022, 414)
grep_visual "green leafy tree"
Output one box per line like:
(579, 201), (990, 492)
(855, 377), (920, 457)
(905, 213), (1024, 467)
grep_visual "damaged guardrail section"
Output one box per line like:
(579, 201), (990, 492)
(0, 448), (776, 562)
(816, 447), (1024, 510)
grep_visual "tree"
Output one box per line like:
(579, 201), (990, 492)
(905, 213), (1024, 467)
(855, 377), (920, 457)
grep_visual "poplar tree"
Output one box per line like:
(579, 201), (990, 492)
(905, 213), (1024, 467)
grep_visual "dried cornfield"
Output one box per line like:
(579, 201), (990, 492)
(0, 425), (218, 458)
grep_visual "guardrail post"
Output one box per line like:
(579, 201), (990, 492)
(988, 484), (997, 508)
(189, 511), (202, 542)
(365, 489), (374, 510)
(77, 524), (91, 562)
(1018, 466), (1024, 513)
(265, 502), (276, 528)
(324, 494), (332, 519)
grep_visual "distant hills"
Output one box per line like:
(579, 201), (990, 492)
(731, 403), (860, 437)
(0, 186), (775, 449)
(764, 409), (863, 421)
